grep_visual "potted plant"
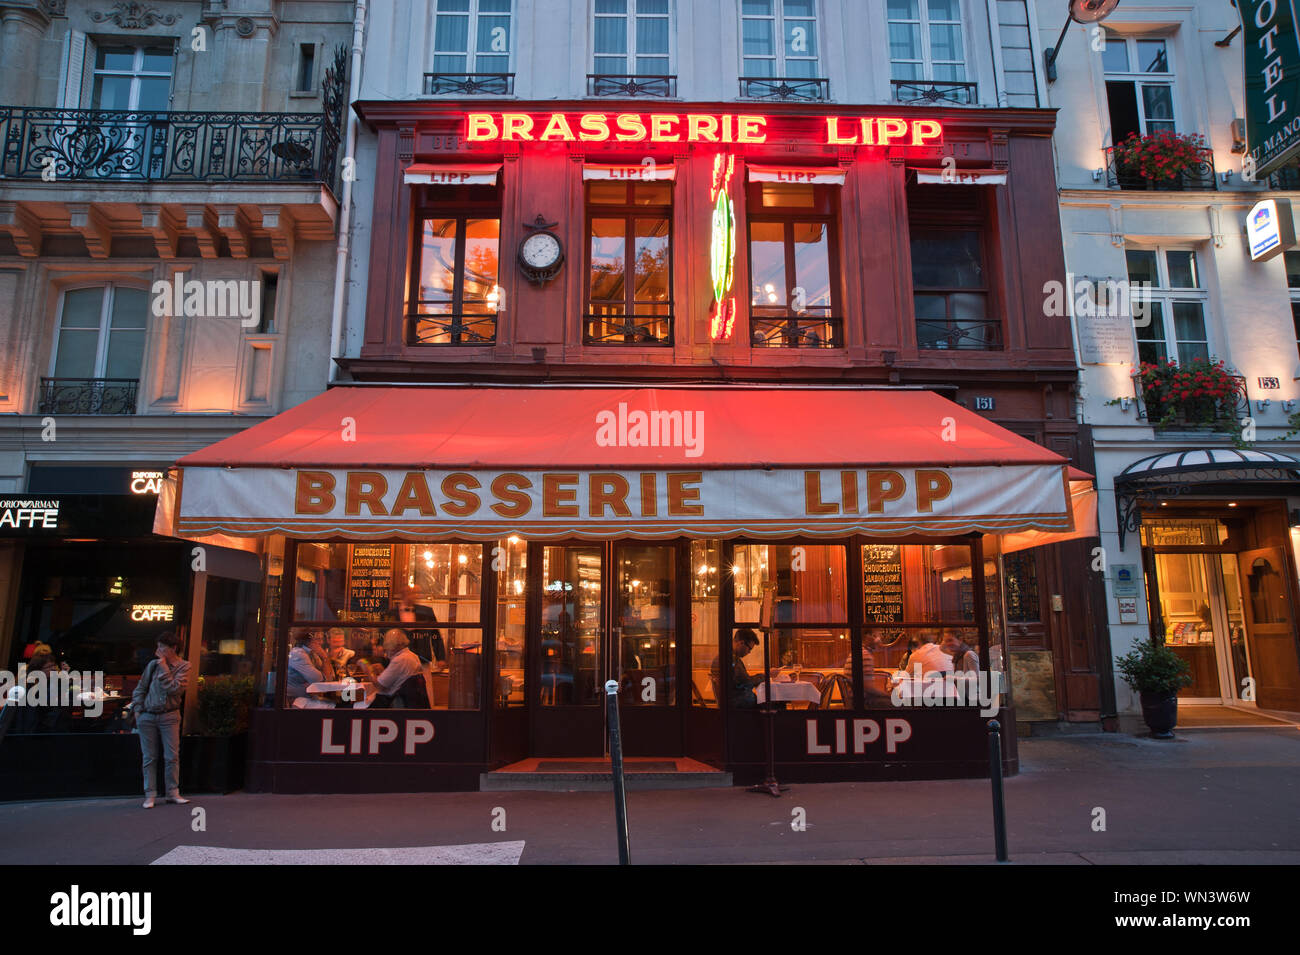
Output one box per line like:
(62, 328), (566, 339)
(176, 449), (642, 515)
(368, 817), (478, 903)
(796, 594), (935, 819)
(182, 674), (256, 793)
(1109, 358), (1249, 446)
(1111, 130), (1208, 187)
(1114, 640), (1193, 738)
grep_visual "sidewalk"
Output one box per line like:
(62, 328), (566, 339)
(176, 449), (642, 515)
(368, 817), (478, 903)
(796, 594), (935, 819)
(2, 727), (1297, 865)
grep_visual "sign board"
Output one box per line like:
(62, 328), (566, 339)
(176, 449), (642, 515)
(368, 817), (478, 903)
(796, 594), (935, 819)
(1240, 0), (1300, 179)
(1077, 312), (1136, 364)
(0, 494), (157, 538)
(348, 544), (394, 615)
(1247, 198), (1296, 260)
(1117, 596), (1139, 624)
(862, 544), (905, 622)
(1112, 564), (1139, 598)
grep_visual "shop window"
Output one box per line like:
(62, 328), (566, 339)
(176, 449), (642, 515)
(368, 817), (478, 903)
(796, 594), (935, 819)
(585, 180), (673, 344)
(690, 540), (722, 707)
(1102, 33), (1175, 143)
(432, 0), (512, 74)
(908, 182), (999, 350)
(1125, 247), (1208, 364)
(409, 183), (502, 345)
(887, 0), (967, 83)
(746, 181), (842, 347)
(495, 536), (526, 707)
(593, 0), (670, 76)
(1002, 551), (1041, 623)
(91, 42), (173, 110)
(288, 542), (485, 710)
(1287, 250), (1300, 360)
(741, 0), (820, 79)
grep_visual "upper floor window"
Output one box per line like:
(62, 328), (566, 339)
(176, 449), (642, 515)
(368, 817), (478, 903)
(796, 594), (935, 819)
(594, 0), (670, 75)
(1285, 250), (1300, 360)
(409, 184), (502, 345)
(91, 44), (172, 110)
(908, 183), (998, 350)
(42, 284), (147, 414)
(888, 0), (966, 83)
(741, 0), (819, 77)
(432, 0), (512, 75)
(1126, 248), (1207, 364)
(746, 179), (841, 348)
(1102, 34), (1174, 142)
(585, 180), (672, 345)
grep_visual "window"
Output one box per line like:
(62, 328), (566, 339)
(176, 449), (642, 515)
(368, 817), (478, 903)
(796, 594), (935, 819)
(432, 0), (512, 74)
(252, 269), (278, 335)
(410, 184), (501, 345)
(51, 285), (147, 381)
(594, 0), (670, 75)
(1102, 34), (1174, 143)
(585, 180), (672, 344)
(1287, 250), (1300, 360)
(741, 0), (819, 78)
(908, 183), (998, 349)
(296, 44), (316, 92)
(1126, 248), (1208, 364)
(888, 0), (966, 83)
(746, 181), (841, 347)
(91, 43), (172, 110)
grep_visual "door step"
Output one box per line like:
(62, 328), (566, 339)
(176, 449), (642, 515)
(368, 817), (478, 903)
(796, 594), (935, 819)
(480, 757), (732, 791)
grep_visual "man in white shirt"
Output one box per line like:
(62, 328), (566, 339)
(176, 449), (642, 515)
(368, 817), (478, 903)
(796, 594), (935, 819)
(903, 633), (953, 678)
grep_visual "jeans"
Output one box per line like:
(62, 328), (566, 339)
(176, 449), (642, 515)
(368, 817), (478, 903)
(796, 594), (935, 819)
(137, 711), (182, 797)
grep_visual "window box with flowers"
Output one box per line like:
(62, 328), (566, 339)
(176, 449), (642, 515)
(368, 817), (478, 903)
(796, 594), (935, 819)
(1109, 358), (1250, 445)
(1106, 131), (1216, 191)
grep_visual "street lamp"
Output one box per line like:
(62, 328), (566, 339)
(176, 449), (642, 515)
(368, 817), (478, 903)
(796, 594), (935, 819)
(1044, 0), (1122, 83)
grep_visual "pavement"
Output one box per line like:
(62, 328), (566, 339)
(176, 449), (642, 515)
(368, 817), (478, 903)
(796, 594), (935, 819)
(1, 726), (1298, 865)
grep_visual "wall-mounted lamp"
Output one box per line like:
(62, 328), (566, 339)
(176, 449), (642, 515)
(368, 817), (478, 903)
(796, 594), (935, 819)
(1257, 398), (1272, 412)
(1119, 396), (1133, 412)
(1045, 0), (1123, 83)
(1092, 168), (1104, 181)
(1220, 170), (1234, 183)
(1284, 398), (1297, 412)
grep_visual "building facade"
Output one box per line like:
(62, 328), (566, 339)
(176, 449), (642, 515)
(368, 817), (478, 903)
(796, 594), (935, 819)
(1047, 0), (1300, 722)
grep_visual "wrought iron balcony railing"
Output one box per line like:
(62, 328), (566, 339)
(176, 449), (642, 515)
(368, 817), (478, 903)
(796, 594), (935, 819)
(584, 312), (673, 345)
(587, 74), (677, 98)
(916, 319), (1003, 351)
(38, 378), (138, 415)
(0, 106), (342, 188)
(423, 72), (514, 95)
(891, 79), (977, 106)
(409, 313), (498, 346)
(1132, 373), (1249, 430)
(1104, 144), (1217, 191)
(751, 313), (843, 348)
(739, 76), (830, 102)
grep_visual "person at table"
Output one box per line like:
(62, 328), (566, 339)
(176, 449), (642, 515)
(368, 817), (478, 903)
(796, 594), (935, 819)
(710, 628), (766, 709)
(327, 628), (355, 671)
(359, 633), (389, 679)
(370, 629), (429, 709)
(941, 632), (980, 674)
(899, 632), (952, 678)
(286, 630), (327, 701)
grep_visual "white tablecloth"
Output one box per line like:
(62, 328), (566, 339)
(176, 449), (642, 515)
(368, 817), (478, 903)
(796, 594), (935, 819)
(755, 680), (822, 704)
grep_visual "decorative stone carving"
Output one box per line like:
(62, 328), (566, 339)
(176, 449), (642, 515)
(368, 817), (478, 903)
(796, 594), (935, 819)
(89, 3), (178, 28)
(235, 16), (256, 37)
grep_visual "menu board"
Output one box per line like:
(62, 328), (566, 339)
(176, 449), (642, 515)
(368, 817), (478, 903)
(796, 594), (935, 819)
(863, 544), (904, 623)
(349, 544), (393, 615)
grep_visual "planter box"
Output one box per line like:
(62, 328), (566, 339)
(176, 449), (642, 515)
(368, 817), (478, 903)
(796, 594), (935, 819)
(181, 733), (248, 794)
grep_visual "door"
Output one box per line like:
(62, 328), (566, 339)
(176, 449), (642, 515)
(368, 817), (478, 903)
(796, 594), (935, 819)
(1237, 547), (1300, 711)
(612, 542), (682, 756)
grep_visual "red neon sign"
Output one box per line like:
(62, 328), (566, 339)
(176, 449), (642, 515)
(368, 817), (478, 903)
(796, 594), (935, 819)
(709, 155), (737, 342)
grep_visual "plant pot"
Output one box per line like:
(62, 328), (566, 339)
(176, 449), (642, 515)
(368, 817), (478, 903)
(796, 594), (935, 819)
(1139, 691), (1178, 739)
(181, 732), (248, 793)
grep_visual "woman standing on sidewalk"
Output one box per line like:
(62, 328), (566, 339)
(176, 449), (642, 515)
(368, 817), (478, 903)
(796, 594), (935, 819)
(131, 631), (192, 809)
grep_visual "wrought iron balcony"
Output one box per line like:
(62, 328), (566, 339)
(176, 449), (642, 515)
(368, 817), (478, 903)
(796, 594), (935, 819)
(751, 313), (843, 348)
(1132, 372), (1249, 430)
(584, 312), (673, 345)
(1104, 143), (1217, 191)
(38, 378), (138, 415)
(1269, 163), (1300, 190)
(587, 74), (677, 98)
(739, 76), (829, 102)
(409, 313), (497, 346)
(423, 72), (514, 96)
(916, 319), (1003, 351)
(891, 79), (977, 106)
(0, 106), (342, 188)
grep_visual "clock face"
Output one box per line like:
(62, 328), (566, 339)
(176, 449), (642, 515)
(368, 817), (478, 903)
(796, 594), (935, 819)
(520, 231), (562, 269)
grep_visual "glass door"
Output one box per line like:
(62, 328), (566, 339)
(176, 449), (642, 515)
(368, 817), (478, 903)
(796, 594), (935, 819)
(1152, 552), (1227, 701)
(612, 543), (682, 755)
(1236, 547), (1300, 712)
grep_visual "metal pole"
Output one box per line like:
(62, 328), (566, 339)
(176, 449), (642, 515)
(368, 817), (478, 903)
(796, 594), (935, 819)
(987, 719), (1009, 862)
(604, 680), (631, 865)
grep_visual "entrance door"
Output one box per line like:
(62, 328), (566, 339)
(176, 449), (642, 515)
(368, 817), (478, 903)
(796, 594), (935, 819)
(1237, 547), (1300, 711)
(529, 542), (683, 757)
(1151, 551), (1252, 703)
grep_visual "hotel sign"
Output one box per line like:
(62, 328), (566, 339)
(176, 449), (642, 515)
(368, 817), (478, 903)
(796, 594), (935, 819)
(1240, 0), (1300, 178)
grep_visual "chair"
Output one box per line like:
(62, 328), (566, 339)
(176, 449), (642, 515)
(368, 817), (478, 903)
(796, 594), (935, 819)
(796, 671), (825, 691)
(396, 672), (431, 709)
(819, 673), (853, 709)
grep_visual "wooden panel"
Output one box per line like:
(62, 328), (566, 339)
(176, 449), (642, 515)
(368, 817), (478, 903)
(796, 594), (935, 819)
(1005, 136), (1071, 354)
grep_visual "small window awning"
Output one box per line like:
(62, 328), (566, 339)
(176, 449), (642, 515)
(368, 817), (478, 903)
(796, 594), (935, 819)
(747, 164), (846, 185)
(911, 167), (1007, 186)
(161, 387), (1085, 544)
(582, 163), (676, 181)
(403, 163), (501, 185)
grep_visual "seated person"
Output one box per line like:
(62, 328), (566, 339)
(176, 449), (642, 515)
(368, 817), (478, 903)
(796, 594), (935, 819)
(941, 632), (980, 674)
(844, 636), (895, 706)
(327, 628), (355, 670)
(360, 634), (389, 679)
(710, 628), (766, 709)
(370, 629), (429, 709)
(286, 630), (326, 701)
(899, 631), (952, 678)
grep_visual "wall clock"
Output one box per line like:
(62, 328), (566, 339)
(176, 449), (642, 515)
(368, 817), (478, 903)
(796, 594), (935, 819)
(518, 214), (563, 285)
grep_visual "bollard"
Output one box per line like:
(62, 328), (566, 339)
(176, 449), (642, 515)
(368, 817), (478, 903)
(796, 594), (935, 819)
(987, 719), (1009, 862)
(605, 680), (631, 866)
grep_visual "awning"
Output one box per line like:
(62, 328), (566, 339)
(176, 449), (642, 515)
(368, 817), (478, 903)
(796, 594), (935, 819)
(164, 387), (1078, 543)
(911, 167), (1007, 186)
(747, 164), (845, 185)
(403, 163), (501, 185)
(582, 162), (676, 181)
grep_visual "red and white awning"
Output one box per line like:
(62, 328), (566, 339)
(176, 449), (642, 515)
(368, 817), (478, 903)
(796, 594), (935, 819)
(747, 164), (846, 185)
(582, 163), (676, 181)
(403, 163), (502, 185)
(911, 167), (1007, 186)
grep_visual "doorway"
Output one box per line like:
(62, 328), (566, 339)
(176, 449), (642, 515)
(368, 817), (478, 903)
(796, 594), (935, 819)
(528, 541), (685, 757)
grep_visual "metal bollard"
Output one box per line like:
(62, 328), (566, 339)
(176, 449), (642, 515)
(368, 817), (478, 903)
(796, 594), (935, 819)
(605, 680), (631, 865)
(987, 719), (1009, 862)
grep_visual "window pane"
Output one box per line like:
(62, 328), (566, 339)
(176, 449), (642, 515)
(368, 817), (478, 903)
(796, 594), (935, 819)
(96, 46), (136, 71)
(913, 293), (946, 320)
(475, 53), (509, 71)
(633, 218), (669, 303)
(639, 0), (669, 12)
(911, 232), (982, 288)
(792, 221), (831, 310)
(1125, 249), (1158, 286)
(433, 53), (468, 72)
(110, 287), (148, 328)
(54, 329), (98, 377)
(594, 54), (627, 73)
(933, 62), (966, 81)
(1142, 84), (1174, 123)
(1172, 301), (1206, 344)
(495, 536), (527, 708)
(1165, 250), (1198, 288)
(588, 181), (627, 204)
(434, 15), (470, 53)
(733, 544), (847, 623)
(635, 55), (670, 73)
(888, 0), (918, 18)
(891, 60), (921, 81)
(749, 220), (787, 309)
(1100, 34), (1129, 72)
(142, 49), (173, 73)
(1137, 340), (1167, 364)
(743, 57), (775, 76)
(61, 288), (105, 329)
(632, 182), (671, 204)
(590, 217), (627, 306)
(950, 292), (987, 320)
(889, 22), (920, 60)
(636, 16), (669, 55)
(784, 58), (817, 78)
(91, 75), (132, 110)
(596, 0), (627, 11)
(104, 329), (144, 379)
(477, 15), (511, 55)
(1291, 303), (1300, 358)
(1137, 39), (1168, 73)
(785, 19), (817, 59)
(437, 0), (470, 10)
(929, 0), (960, 19)
(419, 219), (459, 306)
(929, 23), (963, 62)
(743, 18), (775, 56)
(1286, 251), (1300, 287)
(461, 219), (500, 306)
(136, 77), (170, 110)
(480, 0), (512, 11)
(1136, 299), (1165, 345)
(594, 17), (628, 55)
(616, 545), (676, 706)
(785, 0), (816, 16)
(743, 0), (774, 14)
